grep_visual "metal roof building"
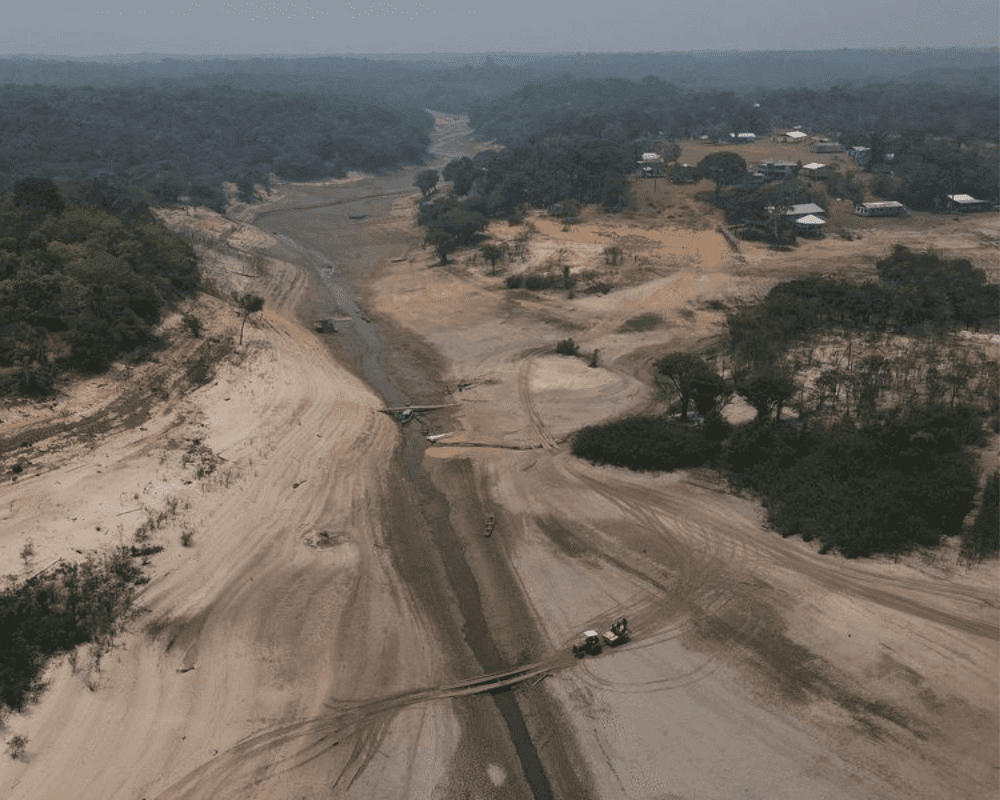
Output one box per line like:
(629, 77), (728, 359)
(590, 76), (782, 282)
(855, 201), (906, 217)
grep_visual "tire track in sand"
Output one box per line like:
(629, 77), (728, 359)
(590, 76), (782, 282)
(517, 350), (559, 451)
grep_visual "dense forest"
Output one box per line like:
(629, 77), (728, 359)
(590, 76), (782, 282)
(0, 48), (994, 111)
(468, 75), (999, 146)
(572, 246), (999, 561)
(0, 85), (434, 210)
(445, 74), (999, 222)
(445, 137), (635, 214)
(0, 178), (199, 394)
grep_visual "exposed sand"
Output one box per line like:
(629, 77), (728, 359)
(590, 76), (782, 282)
(1, 114), (996, 800)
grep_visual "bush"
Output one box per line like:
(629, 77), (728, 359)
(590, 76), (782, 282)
(962, 471), (999, 562)
(7, 734), (27, 760)
(572, 416), (717, 472)
(0, 546), (144, 712)
(555, 338), (579, 356)
(505, 274), (554, 291)
(182, 313), (202, 338)
(616, 313), (662, 333)
(180, 525), (195, 548)
(723, 408), (981, 558)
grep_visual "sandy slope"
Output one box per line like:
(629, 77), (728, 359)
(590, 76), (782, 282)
(1, 251), (459, 799)
(2, 113), (997, 800)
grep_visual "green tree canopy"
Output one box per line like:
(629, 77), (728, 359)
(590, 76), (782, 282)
(417, 196), (488, 264)
(415, 169), (440, 198)
(694, 152), (748, 198)
(654, 352), (727, 421)
(734, 364), (798, 421)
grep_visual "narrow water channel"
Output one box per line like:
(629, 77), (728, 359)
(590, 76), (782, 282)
(256, 120), (556, 800)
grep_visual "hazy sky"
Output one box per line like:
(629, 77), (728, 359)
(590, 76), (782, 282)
(2, 0), (997, 57)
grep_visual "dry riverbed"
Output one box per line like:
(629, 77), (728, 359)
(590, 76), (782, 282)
(1, 115), (997, 800)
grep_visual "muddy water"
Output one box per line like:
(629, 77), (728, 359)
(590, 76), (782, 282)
(255, 119), (555, 800)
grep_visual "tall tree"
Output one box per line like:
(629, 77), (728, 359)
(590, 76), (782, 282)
(415, 169), (440, 198)
(655, 353), (725, 421)
(734, 364), (798, 421)
(418, 197), (488, 265)
(694, 152), (747, 200)
(865, 129), (890, 173)
(237, 293), (264, 345)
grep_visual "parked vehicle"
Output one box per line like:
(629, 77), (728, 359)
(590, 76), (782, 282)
(572, 630), (603, 658)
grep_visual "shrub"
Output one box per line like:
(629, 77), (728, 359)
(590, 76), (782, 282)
(962, 471), (999, 562)
(7, 734), (27, 760)
(0, 546), (144, 712)
(182, 314), (202, 338)
(505, 274), (554, 291)
(555, 338), (579, 356)
(616, 313), (662, 333)
(180, 525), (195, 548)
(572, 416), (717, 472)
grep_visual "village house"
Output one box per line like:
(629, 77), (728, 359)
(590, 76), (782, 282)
(776, 130), (809, 143)
(813, 141), (845, 154)
(848, 145), (871, 166)
(756, 160), (800, 181)
(942, 194), (991, 212)
(800, 162), (832, 180)
(793, 214), (826, 237)
(854, 201), (906, 217)
(636, 152), (664, 177)
(764, 202), (828, 236)
(779, 202), (826, 219)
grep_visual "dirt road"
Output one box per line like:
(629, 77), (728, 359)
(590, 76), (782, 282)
(1, 113), (997, 800)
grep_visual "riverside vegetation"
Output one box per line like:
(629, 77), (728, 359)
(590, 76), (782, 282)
(572, 246), (999, 561)
(0, 178), (200, 394)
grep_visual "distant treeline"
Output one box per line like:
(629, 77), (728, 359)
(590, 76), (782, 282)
(0, 48), (995, 111)
(0, 85), (434, 211)
(469, 76), (999, 146)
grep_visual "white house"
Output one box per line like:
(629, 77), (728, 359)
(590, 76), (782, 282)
(944, 194), (991, 212)
(756, 160), (799, 181)
(793, 213), (826, 236)
(855, 201), (906, 217)
(800, 162), (831, 179)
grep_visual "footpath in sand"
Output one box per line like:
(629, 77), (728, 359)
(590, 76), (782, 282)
(1, 114), (998, 800)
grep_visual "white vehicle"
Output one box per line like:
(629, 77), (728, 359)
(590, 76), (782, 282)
(601, 617), (630, 647)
